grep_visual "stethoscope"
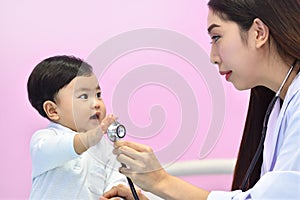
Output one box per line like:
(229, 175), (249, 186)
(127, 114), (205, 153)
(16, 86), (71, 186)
(241, 59), (298, 191)
(107, 121), (140, 200)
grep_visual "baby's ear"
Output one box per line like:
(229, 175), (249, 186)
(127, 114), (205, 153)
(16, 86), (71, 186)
(43, 100), (59, 121)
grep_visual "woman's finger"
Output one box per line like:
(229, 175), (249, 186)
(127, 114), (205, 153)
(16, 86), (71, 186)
(114, 140), (153, 153)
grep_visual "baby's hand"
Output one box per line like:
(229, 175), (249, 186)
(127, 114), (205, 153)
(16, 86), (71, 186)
(74, 114), (117, 154)
(100, 114), (118, 133)
(85, 114), (117, 147)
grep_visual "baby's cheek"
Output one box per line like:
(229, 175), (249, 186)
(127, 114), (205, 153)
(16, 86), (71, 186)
(101, 109), (107, 122)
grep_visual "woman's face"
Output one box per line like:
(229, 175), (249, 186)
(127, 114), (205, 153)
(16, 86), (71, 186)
(207, 9), (262, 90)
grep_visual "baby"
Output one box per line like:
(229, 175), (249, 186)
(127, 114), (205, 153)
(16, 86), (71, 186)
(27, 55), (127, 199)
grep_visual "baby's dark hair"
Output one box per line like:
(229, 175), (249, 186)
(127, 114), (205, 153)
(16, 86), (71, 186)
(27, 55), (93, 119)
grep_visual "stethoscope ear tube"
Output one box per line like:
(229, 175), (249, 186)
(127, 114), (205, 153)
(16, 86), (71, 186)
(240, 96), (277, 191)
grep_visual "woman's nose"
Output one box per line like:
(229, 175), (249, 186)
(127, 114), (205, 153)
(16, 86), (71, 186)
(210, 46), (221, 65)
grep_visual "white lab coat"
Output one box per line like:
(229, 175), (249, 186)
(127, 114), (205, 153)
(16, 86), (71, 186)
(208, 73), (300, 199)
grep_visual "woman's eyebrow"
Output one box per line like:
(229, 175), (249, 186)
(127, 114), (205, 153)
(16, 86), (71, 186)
(207, 24), (221, 34)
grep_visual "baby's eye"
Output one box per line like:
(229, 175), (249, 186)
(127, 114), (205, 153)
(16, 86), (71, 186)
(78, 94), (88, 99)
(210, 35), (221, 44)
(96, 92), (101, 98)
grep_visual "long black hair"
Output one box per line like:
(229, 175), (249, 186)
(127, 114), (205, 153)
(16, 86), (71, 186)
(207, 0), (300, 191)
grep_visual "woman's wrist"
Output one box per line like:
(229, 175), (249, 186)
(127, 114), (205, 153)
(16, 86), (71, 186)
(151, 172), (175, 198)
(152, 172), (210, 200)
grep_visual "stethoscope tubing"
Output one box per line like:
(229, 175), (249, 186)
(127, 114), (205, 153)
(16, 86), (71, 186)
(240, 60), (297, 190)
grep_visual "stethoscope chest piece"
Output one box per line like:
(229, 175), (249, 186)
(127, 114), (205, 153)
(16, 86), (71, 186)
(107, 121), (126, 142)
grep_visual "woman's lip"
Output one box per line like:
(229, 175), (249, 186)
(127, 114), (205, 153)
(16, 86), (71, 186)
(219, 70), (232, 81)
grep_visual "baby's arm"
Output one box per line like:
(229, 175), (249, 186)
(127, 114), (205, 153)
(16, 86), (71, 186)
(74, 114), (116, 154)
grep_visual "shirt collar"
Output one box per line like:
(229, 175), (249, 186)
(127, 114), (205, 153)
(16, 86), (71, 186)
(47, 122), (76, 134)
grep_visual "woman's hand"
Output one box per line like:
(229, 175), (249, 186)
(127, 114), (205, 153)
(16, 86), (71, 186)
(99, 184), (149, 200)
(112, 141), (210, 200)
(113, 141), (169, 193)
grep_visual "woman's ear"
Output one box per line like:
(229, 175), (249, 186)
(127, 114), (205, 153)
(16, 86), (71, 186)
(43, 100), (60, 121)
(252, 18), (269, 48)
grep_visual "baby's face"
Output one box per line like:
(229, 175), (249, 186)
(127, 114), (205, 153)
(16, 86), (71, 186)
(54, 74), (106, 132)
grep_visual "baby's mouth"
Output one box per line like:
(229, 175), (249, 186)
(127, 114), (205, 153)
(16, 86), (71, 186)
(90, 113), (100, 120)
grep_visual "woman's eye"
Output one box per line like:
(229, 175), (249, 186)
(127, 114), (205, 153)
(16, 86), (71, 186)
(79, 94), (88, 99)
(210, 35), (221, 44)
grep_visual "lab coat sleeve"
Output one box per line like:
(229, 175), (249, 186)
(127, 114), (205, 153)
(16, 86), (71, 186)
(208, 190), (250, 200)
(208, 171), (300, 199)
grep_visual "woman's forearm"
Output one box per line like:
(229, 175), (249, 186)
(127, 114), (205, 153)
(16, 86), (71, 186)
(152, 173), (210, 200)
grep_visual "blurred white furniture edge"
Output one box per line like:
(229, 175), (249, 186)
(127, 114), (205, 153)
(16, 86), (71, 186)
(164, 159), (237, 176)
(143, 159), (237, 200)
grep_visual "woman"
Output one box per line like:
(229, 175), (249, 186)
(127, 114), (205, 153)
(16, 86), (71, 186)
(101, 0), (300, 199)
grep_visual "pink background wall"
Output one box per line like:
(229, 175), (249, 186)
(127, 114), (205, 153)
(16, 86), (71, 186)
(0, 1), (250, 199)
